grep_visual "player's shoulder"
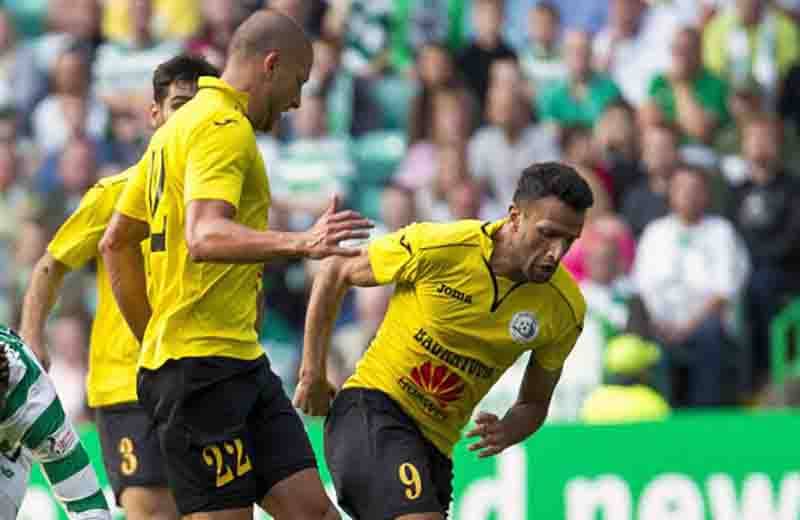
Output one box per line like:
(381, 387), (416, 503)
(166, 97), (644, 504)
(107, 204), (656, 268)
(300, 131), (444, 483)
(547, 265), (587, 328)
(404, 219), (487, 252)
(84, 168), (134, 203)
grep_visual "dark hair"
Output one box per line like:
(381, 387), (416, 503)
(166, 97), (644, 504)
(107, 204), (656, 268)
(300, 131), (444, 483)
(532, 1), (560, 21)
(513, 162), (594, 212)
(152, 54), (220, 105)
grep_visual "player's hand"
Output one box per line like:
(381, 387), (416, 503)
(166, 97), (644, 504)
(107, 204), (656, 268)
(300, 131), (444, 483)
(466, 412), (513, 458)
(304, 195), (373, 259)
(293, 376), (337, 416)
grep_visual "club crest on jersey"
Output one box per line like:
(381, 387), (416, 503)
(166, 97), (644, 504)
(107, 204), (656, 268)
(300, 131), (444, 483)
(509, 311), (539, 344)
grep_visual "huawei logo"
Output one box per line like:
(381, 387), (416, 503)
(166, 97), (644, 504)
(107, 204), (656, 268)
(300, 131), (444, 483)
(409, 361), (465, 407)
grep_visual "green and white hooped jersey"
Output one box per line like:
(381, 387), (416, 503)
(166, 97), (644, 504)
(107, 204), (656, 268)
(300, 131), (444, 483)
(0, 326), (110, 519)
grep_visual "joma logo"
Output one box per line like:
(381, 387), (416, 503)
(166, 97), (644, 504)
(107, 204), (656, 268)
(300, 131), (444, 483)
(436, 283), (472, 304)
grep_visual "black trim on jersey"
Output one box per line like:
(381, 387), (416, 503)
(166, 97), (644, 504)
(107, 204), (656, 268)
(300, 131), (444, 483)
(547, 281), (583, 331)
(480, 221), (492, 237)
(481, 257), (527, 312)
(399, 234), (412, 255)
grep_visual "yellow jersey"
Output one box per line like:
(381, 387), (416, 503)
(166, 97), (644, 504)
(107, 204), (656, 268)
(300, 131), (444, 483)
(47, 169), (139, 407)
(117, 76), (269, 371)
(345, 219), (586, 456)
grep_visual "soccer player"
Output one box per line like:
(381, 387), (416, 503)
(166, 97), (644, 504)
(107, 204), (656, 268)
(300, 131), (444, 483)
(0, 326), (111, 519)
(19, 54), (220, 520)
(294, 162), (594, 520)
(100, 9), (371, 520)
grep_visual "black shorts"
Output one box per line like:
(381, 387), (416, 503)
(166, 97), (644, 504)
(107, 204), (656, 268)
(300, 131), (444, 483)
(137, 355), (317, 515)
(95, 402), (169, 504)
(324, 388), (453, 519)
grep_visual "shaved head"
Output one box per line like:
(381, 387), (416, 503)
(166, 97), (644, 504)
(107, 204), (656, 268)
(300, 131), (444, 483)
(229, 8), (311, 62)
(222, 8), (313, 132)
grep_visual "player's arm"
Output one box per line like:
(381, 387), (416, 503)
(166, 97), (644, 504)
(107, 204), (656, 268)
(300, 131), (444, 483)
(293, 250), (380, 415)
(468, 322), (580, 458)
(18, 253), (68, 371)
(185, 119), (371, 263)
(99, 164), (151, 342)
(100, 212), (150, 342)
(185, 194), (372, 262)
(20, 182), (114, 370)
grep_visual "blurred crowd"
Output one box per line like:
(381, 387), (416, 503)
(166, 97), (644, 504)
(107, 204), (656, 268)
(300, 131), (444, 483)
(0, 0), (798, 425)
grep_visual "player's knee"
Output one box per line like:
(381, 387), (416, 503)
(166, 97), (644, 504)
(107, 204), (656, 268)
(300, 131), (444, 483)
(120, 487), (179, 520)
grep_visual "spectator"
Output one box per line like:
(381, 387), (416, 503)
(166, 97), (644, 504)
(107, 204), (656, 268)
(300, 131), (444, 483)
(93, 0), (182, 115)
(519, 2), (567, 99)
(0, 143), (35, 306)
(305, 37), (378, 137)
(0, 9), (18, 109)
(186, 0), (252, 70)
(593, 101), (644, 206)
(102, 0), (201, 42)
(457, 0), (517, 113)
(621, 124), (680, 238)
(14, 0), (104, 136)
(593, 0), (681, 105)
(469, 80), (559, 209)
(339, 0), (392, 77)
(32, 44), (110, 154)
(730, 114), (800, 391)
(10, 219), (50, 323)
(395, 86), (475, 190)
(563, 212), (636, 285)
(407, 42), (461, 145)
(581, 334), (671, 423)
(272, 93), (355, 229)
(558, 125), (613, 220)
(642, 27), (730, 145)
(635, 165), (750, 407)
(703, 0), (800, 106)
(391, 0), (466, 74)
(48, 315), (91, 423)
(538, 29), (621, 127)
(416, 142), (499, 222)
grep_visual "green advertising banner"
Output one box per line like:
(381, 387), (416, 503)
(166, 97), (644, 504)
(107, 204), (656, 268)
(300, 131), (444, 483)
(17, 412), (800, 520)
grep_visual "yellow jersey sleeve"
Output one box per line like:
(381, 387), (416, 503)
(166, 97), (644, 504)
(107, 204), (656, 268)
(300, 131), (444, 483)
(184, 118), (253, 209)
(47, 183), (115, 270)
(116, 160), (148, 222)
(367, 223), (427, 285)
(533, 323), (581, 372)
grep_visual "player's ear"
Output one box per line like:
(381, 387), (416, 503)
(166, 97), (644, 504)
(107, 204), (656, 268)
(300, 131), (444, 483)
(263, 50), (280, 78)
(508, 204), (521, 231)
(149, 101), (161, 129)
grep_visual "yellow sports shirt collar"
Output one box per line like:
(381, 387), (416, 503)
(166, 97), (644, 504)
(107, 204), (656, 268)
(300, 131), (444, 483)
(197, 76), (249, 112)
(480, 218), (508, 259)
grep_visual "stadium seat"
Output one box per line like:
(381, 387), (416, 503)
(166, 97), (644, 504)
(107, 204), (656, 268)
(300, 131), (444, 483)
(770, 298), (800, 398)
(370, 75), (416, 131)
(352, 130), (407, 186)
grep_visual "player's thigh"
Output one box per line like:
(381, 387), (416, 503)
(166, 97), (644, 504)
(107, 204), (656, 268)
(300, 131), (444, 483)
(138, 362), (261, 516)
(95, 404), (172, 511)
(248, 366), (325, 510)
(324, 389), (450, 519)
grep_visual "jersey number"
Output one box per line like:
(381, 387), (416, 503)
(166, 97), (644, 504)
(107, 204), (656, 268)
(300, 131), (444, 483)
(398, 462), (422, 500)
(148, 149), (167, 252)
(119, 437), (138, 476)
(202, 438), (253, 488)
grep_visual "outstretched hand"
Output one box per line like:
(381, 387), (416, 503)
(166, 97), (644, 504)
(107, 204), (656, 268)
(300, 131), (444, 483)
(305, 195), (373, 259)
(465, 412), (514, 458)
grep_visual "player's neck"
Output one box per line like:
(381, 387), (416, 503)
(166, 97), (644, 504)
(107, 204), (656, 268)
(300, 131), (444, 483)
(489, 223), (526, 282)
(221, 60), (259, 97)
